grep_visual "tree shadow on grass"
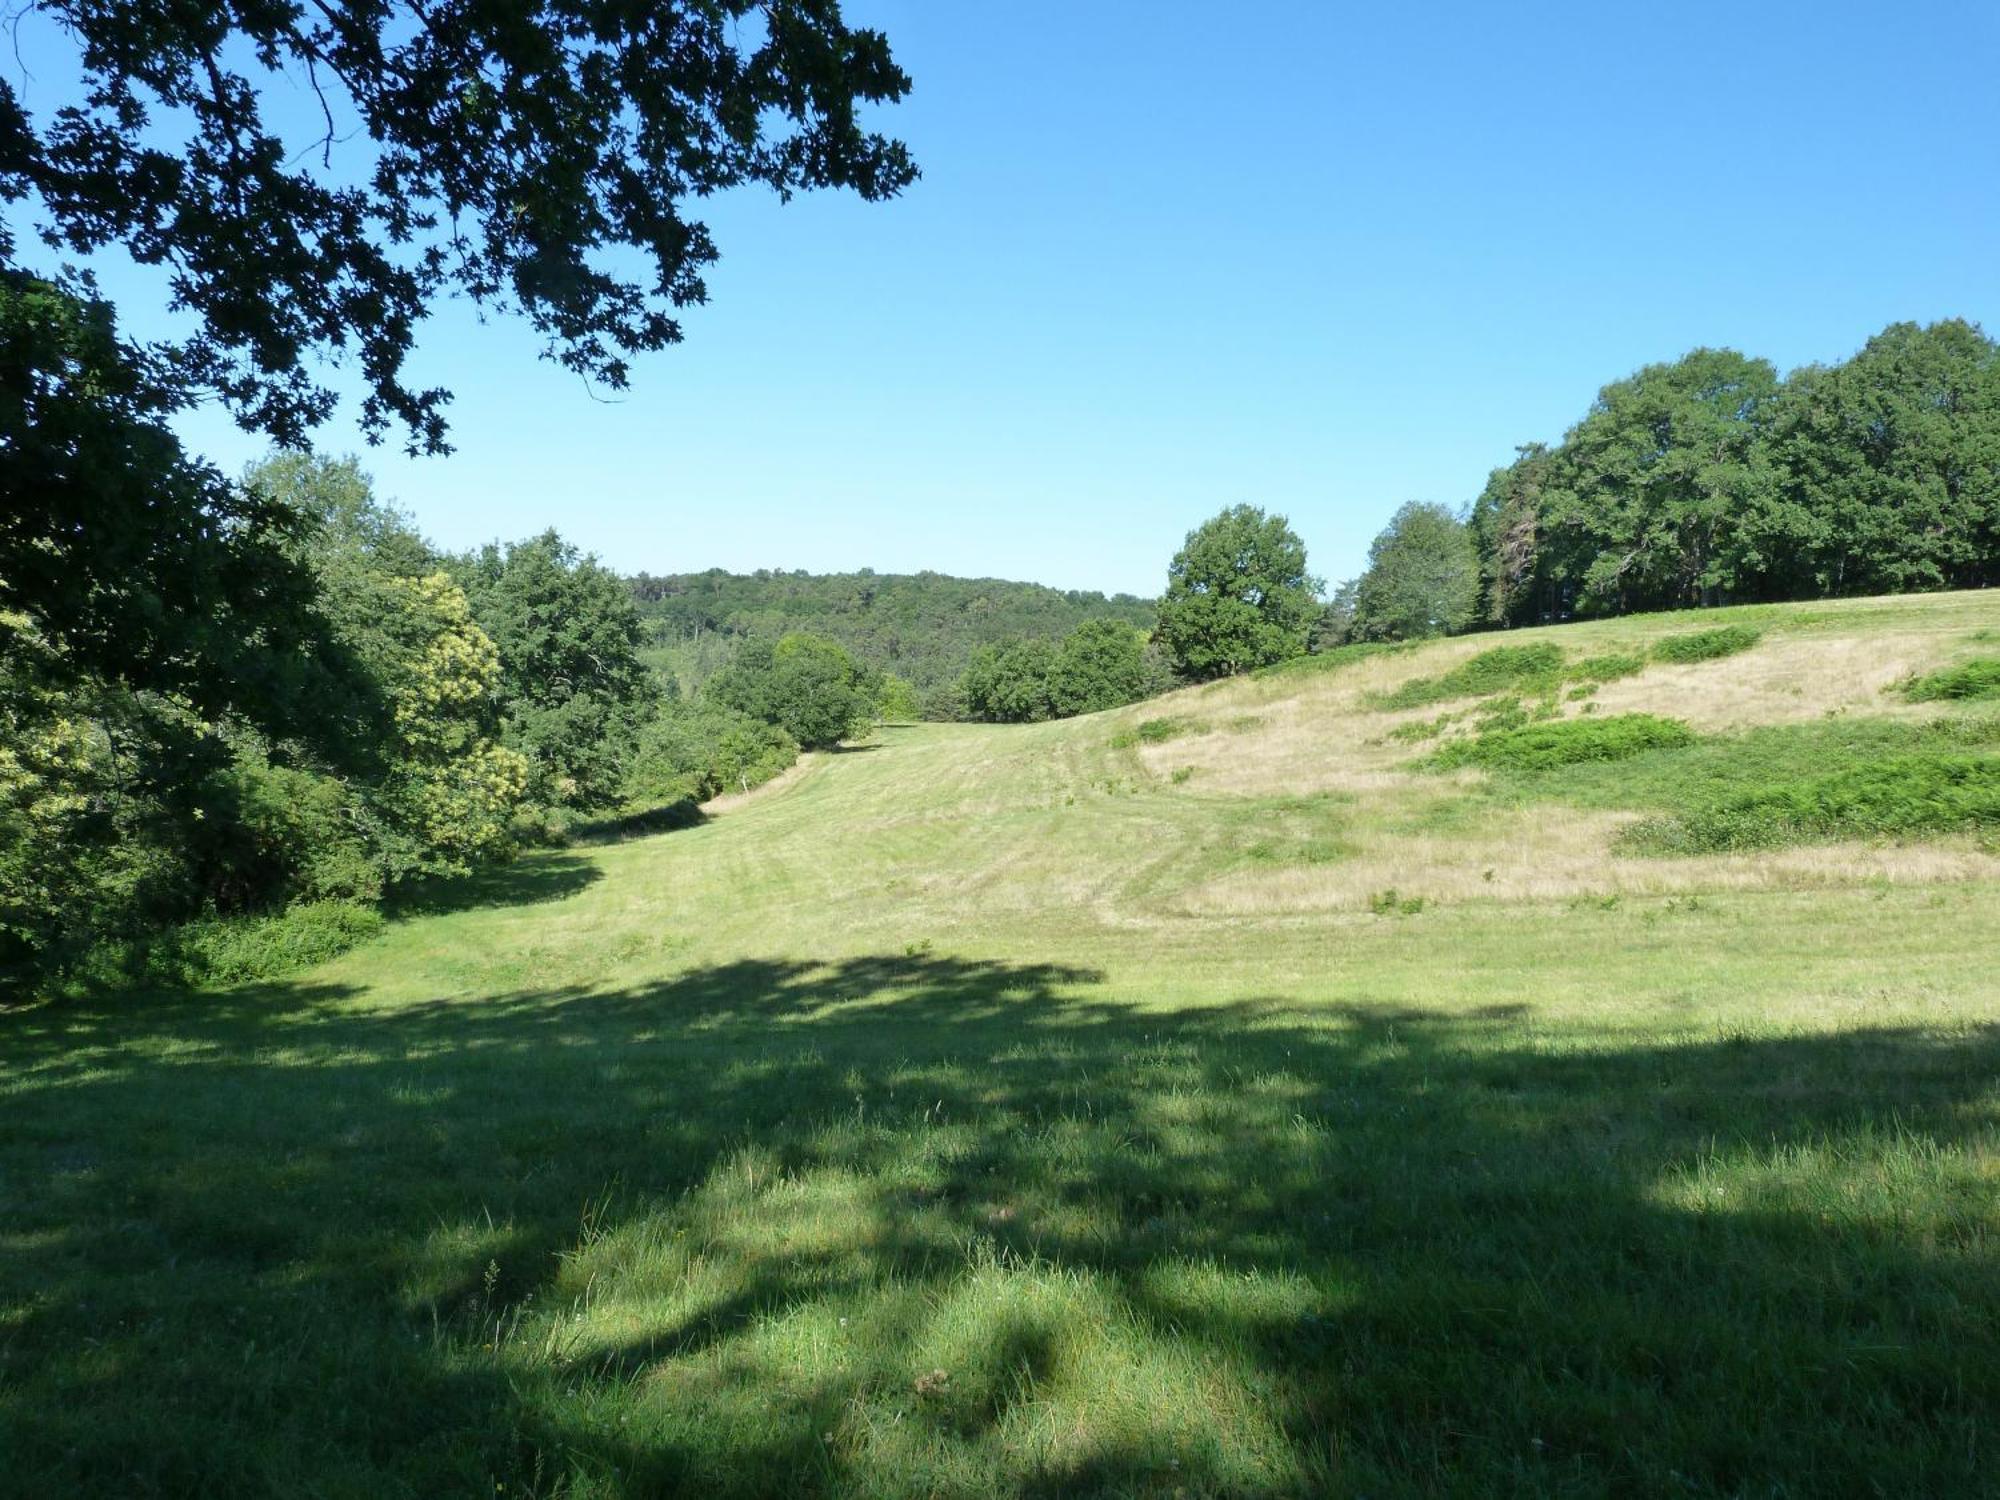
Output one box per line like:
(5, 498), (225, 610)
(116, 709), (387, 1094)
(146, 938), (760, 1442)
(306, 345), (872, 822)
(386, 850), (605, 916)
(4, 954), (1999, 1496)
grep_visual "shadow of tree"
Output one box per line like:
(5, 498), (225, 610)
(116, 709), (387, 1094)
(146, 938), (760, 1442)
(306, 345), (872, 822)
(5, 953), (1998, 1496)
(386, 851), (605, 916)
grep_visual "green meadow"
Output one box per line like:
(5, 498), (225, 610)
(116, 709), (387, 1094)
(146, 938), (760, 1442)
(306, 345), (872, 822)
(8, 591), (2000, 1498)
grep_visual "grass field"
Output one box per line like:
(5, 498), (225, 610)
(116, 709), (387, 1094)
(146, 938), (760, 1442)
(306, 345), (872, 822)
(7, 592), (2000, 1497)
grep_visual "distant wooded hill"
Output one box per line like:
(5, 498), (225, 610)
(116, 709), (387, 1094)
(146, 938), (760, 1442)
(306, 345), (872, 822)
(628, 568), (1157, 696)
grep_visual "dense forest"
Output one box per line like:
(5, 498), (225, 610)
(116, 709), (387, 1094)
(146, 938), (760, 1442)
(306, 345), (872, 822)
(1329, 319), (2000, 644)
(629, 569), (1155, 705)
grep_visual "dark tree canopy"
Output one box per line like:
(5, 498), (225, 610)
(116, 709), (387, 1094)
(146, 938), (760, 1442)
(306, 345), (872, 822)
(2, 1), (917, 451)
(1464, 322), (1999, 627)
(0, 270), (370, 751)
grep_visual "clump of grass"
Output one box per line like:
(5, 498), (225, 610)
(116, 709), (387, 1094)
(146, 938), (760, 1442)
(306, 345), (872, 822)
(1111, 716), (1208, 749)
(1431, 714), (1699, 773)
(1650, 625), (1762, 664)
(1169, 766), (1195, 785)
(1386, 711), (1458, 744)
(1623, 754), (2000, 854)
(1245, 836), (1346, 865)
(1367, 888), (1426, 915)
(1900, 658), (2000, 703)
(1378, 643), (1565, 709)
(1569, 652), (1647, 684)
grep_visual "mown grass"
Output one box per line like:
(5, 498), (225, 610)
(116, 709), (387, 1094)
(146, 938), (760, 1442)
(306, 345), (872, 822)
(8, 593), (2000, 1498)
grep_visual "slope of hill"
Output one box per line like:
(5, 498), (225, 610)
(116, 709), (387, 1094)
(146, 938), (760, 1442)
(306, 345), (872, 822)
(7, 590), (2000, 1497)
(628, 567), (1156, 697)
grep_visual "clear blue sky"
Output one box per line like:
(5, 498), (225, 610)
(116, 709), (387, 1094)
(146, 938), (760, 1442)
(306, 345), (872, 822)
(23, 0), (2000, 596)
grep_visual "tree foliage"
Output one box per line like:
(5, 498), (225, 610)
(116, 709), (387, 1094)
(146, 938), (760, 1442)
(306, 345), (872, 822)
(631, 568), (1155, 700)
(1348, 501), (1479, 642)
(1155, 506), (1320, 678)
(0, 272), (366, 751)
(451, 532), (656, 808)
(624, 700), (796, 807)
(3, 1), (916, 451)
(960, 620), (1165, 724)
(1466, 322), (2000, 626)
(709, 632), (878, 750)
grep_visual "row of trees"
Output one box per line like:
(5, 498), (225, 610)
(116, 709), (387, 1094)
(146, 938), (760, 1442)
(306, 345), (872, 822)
(1324, 319), (2000, 645)
(3, 419), (891, 993)
(628, 568), (1155, 698)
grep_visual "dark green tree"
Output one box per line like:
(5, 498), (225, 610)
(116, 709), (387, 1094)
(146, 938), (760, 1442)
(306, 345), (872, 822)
(1350, 502), (1480, 641)
(961, 639), (1061, 723)
(1050, 619), (1156, 716)
(1539, 349), (1778, 614)
(1155, 506), (1320, 678)
(709, 633), (878, 750)
(0, 272), (362, 744)
(1466, 443), (1556, 626)
(624, 700), (796, 806)
(452, 533), (657, 808)
(1742, 320), (2000, 597)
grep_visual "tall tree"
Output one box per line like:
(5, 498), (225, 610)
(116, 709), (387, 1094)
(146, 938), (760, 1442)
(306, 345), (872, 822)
(1349, 502), (1479, 641)
(1467, 443), (1555, 626)
(452, 532), (657, 808)
(1155, 506), (1320, 679)
(1745, 320), (2000, 597)
(2, 2), (916, 452)
(1540, 349), (1778, 614)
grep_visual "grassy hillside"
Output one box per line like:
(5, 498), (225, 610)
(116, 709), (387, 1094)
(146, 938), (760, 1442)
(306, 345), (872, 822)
(6, 591), (2000, 1497)
(630, 568), (1156, 698)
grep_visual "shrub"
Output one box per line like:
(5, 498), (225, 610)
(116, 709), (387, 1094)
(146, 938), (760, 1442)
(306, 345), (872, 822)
(1432, 714), (1699, 773)
(1650, 625), (1761, 664)
(709, 633), (878, 748)
(1569, 652), (1647, 684)
(1901, 658), (2000, 703)
(624, 700), (797, 807)
(1379, 643), (1565, 709)
(1625, 754), (2000, 854)
(1112, 716), (1208, 749)
(85, 900), (386, 991)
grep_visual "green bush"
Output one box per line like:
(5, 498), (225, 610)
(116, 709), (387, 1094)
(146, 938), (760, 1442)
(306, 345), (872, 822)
(1432, 714), (1699, 773)
(1569, 652), (1647, 684)
(1650, 625), (1761, 664)
(85, 900), (386, 991)
(1112, 715), (1208, 749)
(624, 699), (797, 807)
(1901, 658), (2000, 703)
(1379, 643), (1565, 709)
(1626, 755), (2000, 854)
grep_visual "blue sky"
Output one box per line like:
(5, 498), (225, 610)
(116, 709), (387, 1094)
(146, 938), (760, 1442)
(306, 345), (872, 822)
(17, 1), (2000, 595)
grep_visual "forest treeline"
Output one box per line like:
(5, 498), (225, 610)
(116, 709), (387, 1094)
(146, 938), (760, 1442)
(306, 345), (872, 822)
(1327, 319), (1999, 643)
(628, 569), (1155, 706)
